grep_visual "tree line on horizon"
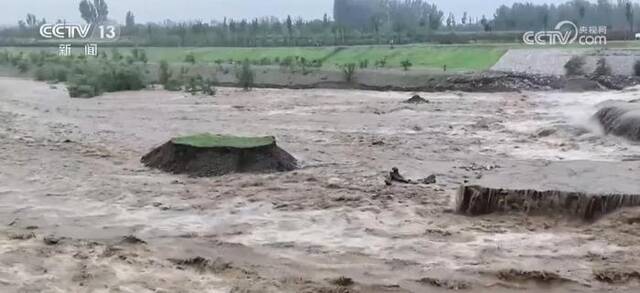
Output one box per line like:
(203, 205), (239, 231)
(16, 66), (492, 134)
(2, 0), (640, 47)
(492, 0), (639, 32)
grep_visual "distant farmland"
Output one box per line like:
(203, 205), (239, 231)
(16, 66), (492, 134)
(151, 45), (508, 71)
(5, 41), (638, 72)
(1, 44), (509, 72)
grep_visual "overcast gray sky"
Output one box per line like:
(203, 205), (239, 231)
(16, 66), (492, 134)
(1, 0), (582, 25)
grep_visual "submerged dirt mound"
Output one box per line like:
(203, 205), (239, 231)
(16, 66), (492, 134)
(403, 95), (429, 104)
(496, 269), (571, 284)
(417, 277), (471, 290)
(457, 185), (640, 220)
(440, 71), (565, 92)
(591, 75), (640, 90)
(168, 256), (232, 273)
(141, 134), (297, 177)
(594, 269), (640, 284)
(563, 77), (603, 92)
(594, 102), (640, 141)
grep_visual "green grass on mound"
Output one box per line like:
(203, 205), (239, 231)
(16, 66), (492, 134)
(172, 133), (275, 149)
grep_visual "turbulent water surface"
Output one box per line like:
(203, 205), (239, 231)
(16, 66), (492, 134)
(0, 77), (639, 292)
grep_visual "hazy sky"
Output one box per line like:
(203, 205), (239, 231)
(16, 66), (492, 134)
(1, 0), (583, 25)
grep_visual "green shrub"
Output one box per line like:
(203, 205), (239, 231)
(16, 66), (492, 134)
(138, 50), (148, 64)
(564, 56), (586, 76)
(28, 52), (47, 66)
(34, 64), (69, 82)
(178, 66), (189, 80)
(131, 48), (141, 60)
(126, 55), (135, 64)
(77, 55), (88, 62)
(236, 59), (255, 91)
(340, 63), (357, 82)
(55, 67), (69, 81)
(164, 79), (183, 91)
(593, 58), (612, 76)
(401, 59), (413, 71)
(106, 65), (146, 91)
(67, 84), (100, 98)
(65, 61), (147, 98)
(201, 78), (217, 96)
(375, 58), (387, 68)
(185, 53), (196, 64)
(127, 48), (148, 64)
(34, 67), (48, 81)
(259, 57), (272, 66)
(634, 60), (640, 77)
(159, 60), (172, 86)
(111, 49), (123, 61)
(0, 51), (9, 64)
(10, 52), (24, 66)
(184, 74), (217, 96)
(311, 59), (323, 68)
(280, 56), (294, 67)
(185, 75), (202, 95)
(359, 59), (369, 69)
(16, 60), (30, 73)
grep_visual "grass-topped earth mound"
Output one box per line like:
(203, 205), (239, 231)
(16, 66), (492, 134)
(141, 134), (297, 177)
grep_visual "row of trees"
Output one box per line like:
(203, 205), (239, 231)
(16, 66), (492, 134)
(79, 0), (109, 24)
(333, 0), (444, 33)
(4, 0), (640, 47)
(491, 0), (640, 32)
(117, 0), (485, 46)
(2, 0), (484, 46)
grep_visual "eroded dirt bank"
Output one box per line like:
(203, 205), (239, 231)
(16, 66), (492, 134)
(1, 78), (640, 292)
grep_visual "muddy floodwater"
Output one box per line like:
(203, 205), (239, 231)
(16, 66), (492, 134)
(1, 77), (640, 292)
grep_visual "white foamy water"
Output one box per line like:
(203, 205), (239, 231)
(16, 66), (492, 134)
(498, 90), (640, 162)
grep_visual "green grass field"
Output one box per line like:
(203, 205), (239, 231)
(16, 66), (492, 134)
(4, 41), (640, 72)
(157, 47), (335, 63)
(0, 44), (509, 71)
(144, 45), (507, 71)
(327, 45), (507, 71)
(172, 134), (275, 148)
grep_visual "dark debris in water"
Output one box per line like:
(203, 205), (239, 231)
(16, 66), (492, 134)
(594, 269), (640, 284)
(169, 256), (232, 273)
(384, 167), (437, 186)
(403, 95), (429, 104)
(119, 235), (147, 245)
(417, 277), (471, 290)
(8, 232), (35, 240)
(496, 269), (570, 283)
(329, 276), (355, 287)
(44, 235), (62, 245)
